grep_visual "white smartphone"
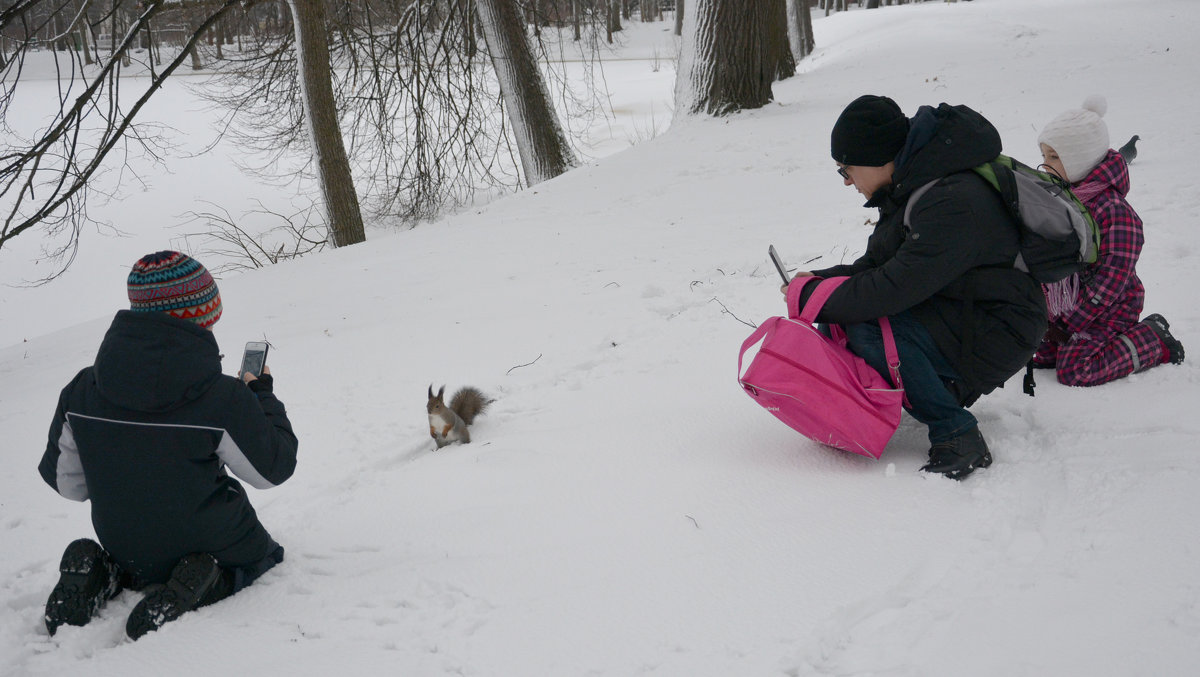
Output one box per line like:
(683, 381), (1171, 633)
(239, 341), (269, 378)
(768, 245), (790, 285)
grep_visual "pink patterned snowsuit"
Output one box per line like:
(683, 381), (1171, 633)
(1032, 149), (1167, 385)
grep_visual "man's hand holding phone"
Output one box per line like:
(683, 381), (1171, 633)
(771, 245), (813, 294)
(780, 270), (814, 295)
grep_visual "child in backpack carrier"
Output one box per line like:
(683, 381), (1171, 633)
(1032, 95), (1184, 385)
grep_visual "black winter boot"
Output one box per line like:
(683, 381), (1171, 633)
(921, 428), (992, 481)
(1142, 314), (1185, 365)
(126, 553), (226, 640)
(45, 538), (123, 635)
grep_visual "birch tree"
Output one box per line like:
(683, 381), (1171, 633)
(786, 0), (814, 61)
(474, 0), (576, 186)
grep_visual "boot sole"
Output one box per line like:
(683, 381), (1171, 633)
(944, 449), (993, 481)
(126, 554), (221, 640)
(45, 539), (120, 635)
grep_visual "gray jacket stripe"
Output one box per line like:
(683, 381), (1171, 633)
(55, 419), (89, 502)
(214, 432), (275, 489)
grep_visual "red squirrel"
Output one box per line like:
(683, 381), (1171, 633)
(427, 385), (490, 449)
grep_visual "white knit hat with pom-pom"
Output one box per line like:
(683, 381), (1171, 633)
(1037, 95), (1111, 183)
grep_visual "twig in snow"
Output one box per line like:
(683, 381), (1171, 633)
(685, 515), (700, 529)
(710, 298), (757, 329)
(507, 354), (543, 375)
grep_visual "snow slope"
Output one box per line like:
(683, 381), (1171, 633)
(2, 1), (1199, 675)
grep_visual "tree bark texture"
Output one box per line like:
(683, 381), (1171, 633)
(474, 0), (576, 186)
(287, 0), (365, 247)
(686, 0), (776, 115)
(787, 0), (815, 60)
(769, 0), (795, 80)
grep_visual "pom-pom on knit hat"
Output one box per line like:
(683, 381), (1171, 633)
(127, 251), (223, 328)
(831, 95), (910, 167)
(1037, 95), (1111, 183)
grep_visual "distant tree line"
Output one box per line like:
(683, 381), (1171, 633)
(0, 0), (950, 276)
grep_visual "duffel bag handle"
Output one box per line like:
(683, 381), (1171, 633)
(737, 316), (776, 383)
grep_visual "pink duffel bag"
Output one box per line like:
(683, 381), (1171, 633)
(737, 277), (905, 459)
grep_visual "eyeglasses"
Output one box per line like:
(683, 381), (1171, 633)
(836, 166), (851, 180)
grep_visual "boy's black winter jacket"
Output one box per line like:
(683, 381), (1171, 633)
(802, 103), (1048, 400)
(39, 311), (298, 585)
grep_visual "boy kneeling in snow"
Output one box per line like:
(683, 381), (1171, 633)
(39, 251), (298, 640)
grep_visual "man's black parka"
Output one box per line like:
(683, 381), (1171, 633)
(800, 103), (1048, 401)
(39, 311), (298, 585)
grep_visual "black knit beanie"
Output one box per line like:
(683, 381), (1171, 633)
(831, 95), (910, 167)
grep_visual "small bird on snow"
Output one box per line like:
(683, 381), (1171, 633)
(1119, 134), (1139, 164)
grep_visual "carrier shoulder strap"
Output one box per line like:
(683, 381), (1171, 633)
(902, 179), (941, 229)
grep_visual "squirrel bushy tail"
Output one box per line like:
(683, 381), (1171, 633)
(449, 386), (490, 424)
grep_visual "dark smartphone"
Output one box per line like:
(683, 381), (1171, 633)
(769, 245), (790, 285)
(239, 341), (269, 378)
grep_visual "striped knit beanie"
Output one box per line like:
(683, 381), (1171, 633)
(127, 251), (223, 328)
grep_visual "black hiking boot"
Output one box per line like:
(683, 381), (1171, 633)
(45, 538), (122, 635)
(1142, 314), (1185, 365)
(921, 428), (992, 481)
(126, 553), (223, 640)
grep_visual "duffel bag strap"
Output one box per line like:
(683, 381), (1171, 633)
(794, 276), (841, 324)
(877, 316), (905, 391)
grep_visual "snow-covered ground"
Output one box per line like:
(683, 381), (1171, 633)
(3, 1), (1199, 675)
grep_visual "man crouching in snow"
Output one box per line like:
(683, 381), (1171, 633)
(38, 251), (298, 640)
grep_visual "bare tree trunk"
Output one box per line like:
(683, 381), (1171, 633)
(190, 41), (203, 69)
(786, 0), (814, 60)
(474, 0), (576, 186)
(143, 21), (157, 74)
(214, 18), (225, 59)
(680, 0), (775, 116)
(608, 0), (622, 35)
(605, 0), (614, 43)
(674, 0), (684, 36)
(286, 0), (366, 247)
(769, 0), (794, 80)
(79, 23), (94, 65)
(465, 0), (478, 58)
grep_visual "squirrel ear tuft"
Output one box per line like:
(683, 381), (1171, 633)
(437, 385), (445, 400)
(428, 384), (434, 399)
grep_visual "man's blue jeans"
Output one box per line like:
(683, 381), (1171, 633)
(838, 312), (977, 444)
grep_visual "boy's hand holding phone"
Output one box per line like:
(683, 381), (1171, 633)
(239, 341), (270, 383)
(241, 364), (271, 383)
